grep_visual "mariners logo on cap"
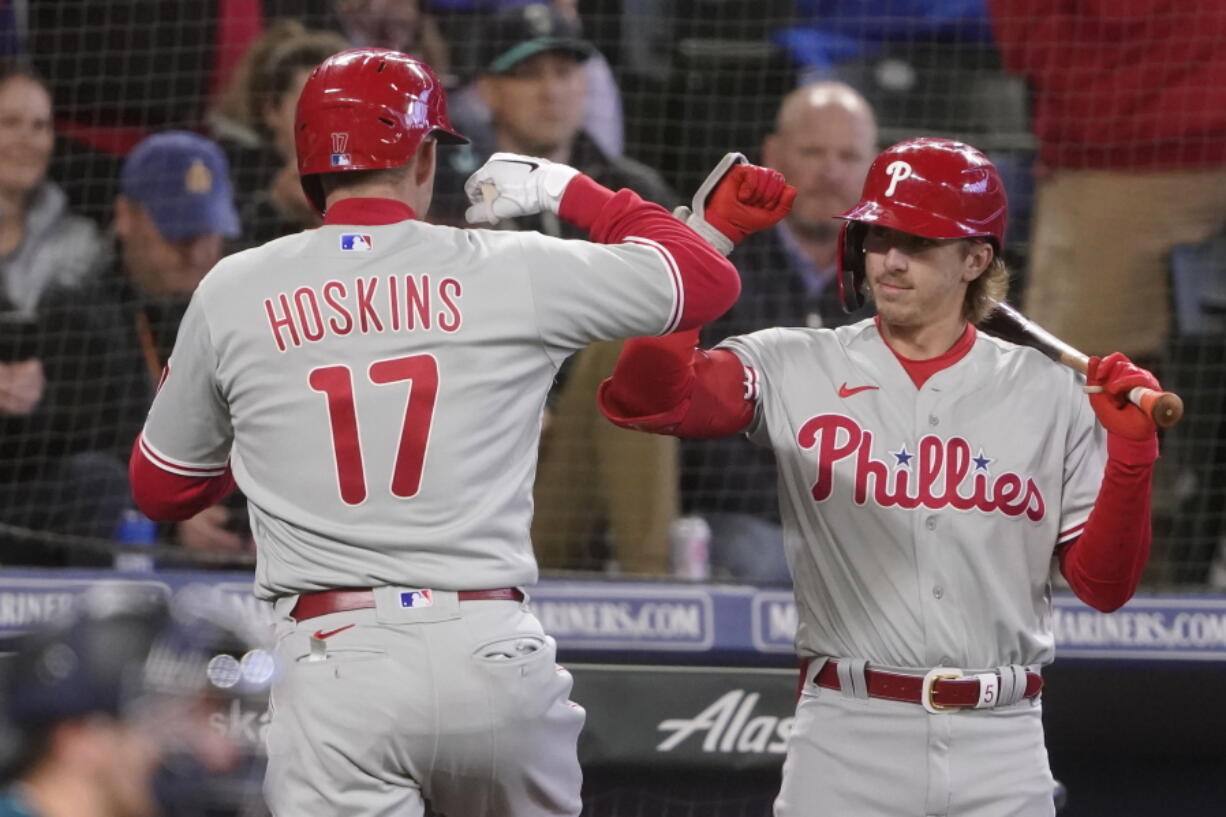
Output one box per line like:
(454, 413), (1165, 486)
(331, 132), (352, 167)
(340, 233), (373, 251)
(525, 3), (553, 34)
(185, 159), (213, 194)
(399, 589), (434, 608)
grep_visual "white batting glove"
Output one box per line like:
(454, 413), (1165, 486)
(463, 153), (581, 226)
(672, 152), (748, 256)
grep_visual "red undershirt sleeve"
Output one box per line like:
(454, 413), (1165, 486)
(597, 329), (755, 438)
(558, 175), (740, 330)
(129, 434), (237, 521)
(1058, 434), (1158, 612)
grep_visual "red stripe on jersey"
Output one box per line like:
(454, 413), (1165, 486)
(1057, 521), (1087, 543)
(743, 365), (760, 402)
(558, 175), (739, 330)
(625, 236), (684, 334)
(138, 434), (228, 477)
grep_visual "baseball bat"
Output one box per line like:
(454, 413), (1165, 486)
(987, 300), (1184, 429)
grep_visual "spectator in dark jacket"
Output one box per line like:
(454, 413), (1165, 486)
(27, 132), (245, 565)
(435, 4), (681, 575)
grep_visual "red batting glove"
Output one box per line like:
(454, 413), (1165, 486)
(1086, 352), (1160, 441)
(703, 165), (797, 246)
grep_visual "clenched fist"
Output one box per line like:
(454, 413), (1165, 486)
(1086, 352), (1160, 440)
(676, 153), (796, 255)
(704, 164), (795, 243)
(463, 152), (581, 225)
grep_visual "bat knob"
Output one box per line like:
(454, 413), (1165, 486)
(1153, 392), (1184, 429)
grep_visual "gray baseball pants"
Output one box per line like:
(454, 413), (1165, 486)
(264, 590), (585, 816)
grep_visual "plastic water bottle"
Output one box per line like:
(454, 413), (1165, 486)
(669, 516), (711, 581)
(113, 508), (157, 572)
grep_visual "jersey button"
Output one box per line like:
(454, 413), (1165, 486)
(928, 415), (939, 427)
(932, 585), (944, 599)
(925, 516), (937, 531)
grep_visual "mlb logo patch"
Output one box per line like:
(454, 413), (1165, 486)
(340, 233), (373, 252)
(331, 153), (352, 167)
(400, 589), (434, 608)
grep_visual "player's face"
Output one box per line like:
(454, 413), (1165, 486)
(116, 198), (226, 297)
(0, 76), (54, 200)
(763, 104), (874, 241)
(863, 225), (987, 328)
(481, 52), (587, 158)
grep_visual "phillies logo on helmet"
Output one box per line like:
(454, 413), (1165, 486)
(883, 160), (913, 197)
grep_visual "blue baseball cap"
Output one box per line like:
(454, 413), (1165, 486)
(120, 131), (241, 241)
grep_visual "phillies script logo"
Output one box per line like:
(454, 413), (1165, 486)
(797, 414), (1045, 520)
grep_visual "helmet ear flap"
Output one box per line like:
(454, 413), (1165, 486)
(837, 221), (868, 313)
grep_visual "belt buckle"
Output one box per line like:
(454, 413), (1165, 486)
(921, 667), (964, 714)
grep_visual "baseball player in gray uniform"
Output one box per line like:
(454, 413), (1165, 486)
(599, 138), (1161, 816)
(127, 49), (794, 817)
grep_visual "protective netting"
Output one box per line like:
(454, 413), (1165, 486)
(0, 1), (1222, 589)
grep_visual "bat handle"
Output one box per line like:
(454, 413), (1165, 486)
(1129, 386), (1184, 429)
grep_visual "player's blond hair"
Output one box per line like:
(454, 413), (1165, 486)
(964, 248), (1009, 325)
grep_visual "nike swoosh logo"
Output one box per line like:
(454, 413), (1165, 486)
(838, 383), (880, 398)
(312, 624), (356, 640)
(500, 159), (540, 171)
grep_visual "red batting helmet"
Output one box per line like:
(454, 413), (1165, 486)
(295, 48), (469, 214)
(835, 137), (1008, 312)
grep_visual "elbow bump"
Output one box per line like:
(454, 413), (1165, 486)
(718, 265), (742, 312)
(682, 272), (740, 330)
(605, 414), (681, 436)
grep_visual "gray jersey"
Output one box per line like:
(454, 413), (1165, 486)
(140, 221), (683, 599)
(720, 319), (1106, 669)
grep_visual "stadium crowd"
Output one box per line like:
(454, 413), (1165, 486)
(0, 0), (1223, 589)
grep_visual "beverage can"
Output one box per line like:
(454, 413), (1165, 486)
(669, 515), (710, 581)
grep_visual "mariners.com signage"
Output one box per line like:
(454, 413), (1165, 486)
(532, 585), (715, 650)
(2, 572), (1224, 771)
(0, 572), (1225, 660)
(1051, 597), (1226, 659)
